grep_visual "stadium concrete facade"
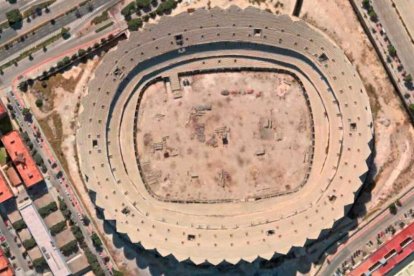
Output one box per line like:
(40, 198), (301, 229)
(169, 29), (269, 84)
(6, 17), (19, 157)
(76, 6), (374, 265)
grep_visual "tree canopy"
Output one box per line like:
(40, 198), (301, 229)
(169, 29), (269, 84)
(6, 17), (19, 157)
(6, 9), (23, 25)
(127, 18), (143, 31)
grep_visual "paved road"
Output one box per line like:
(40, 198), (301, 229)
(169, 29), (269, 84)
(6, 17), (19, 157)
(7, 90), (112, 275)
(0, 0), (85, 45)
(0, 19), (120, 88)
(323, 194), (414, 275)
(0, 217), (31, 274)
(0, 0), (119, 63)
(373, 0), (414, 77)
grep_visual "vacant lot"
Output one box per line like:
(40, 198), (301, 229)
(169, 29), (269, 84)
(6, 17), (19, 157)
(137, 72), (312, 201)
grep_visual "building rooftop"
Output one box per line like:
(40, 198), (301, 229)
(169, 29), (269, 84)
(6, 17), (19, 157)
(5, 166), (22, 187)
(0, 171), (13, 204)
(1, 131), (43, 188)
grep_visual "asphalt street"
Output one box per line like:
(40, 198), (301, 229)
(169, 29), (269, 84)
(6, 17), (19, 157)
(323, 194), (414, 275)
(0, 0), (119, 63)
(0, 0), (85, 45)
(7, 91), (112, 275)
(0, 217), (31, 275)
(0, 21), (120, 88)
(373, 0), (414, 77)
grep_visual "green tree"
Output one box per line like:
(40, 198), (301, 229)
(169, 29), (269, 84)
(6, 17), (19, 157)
(389, 203), (397, 215)
(368, 9), (378, 22)
(136, 0), (151, 8)
(35, 98), (43, 108)
(82, 215), (90, 226)
(362, 0), (370, 9)
(121, 2), (136, 18)
(156, 0), (177, 15)
(13, 219), (26, 231)
(33, 257), (48, 271)
(38, 201), (58, 218)
(404, 74), (412, 83)
(6, 9), (23, 25)
(18, 81), (28, 92)
(22, 238), (36, 250)
(91, 232), (103, 248)
(71, 225), (84, 242)
(22, 108), (31, 118)
(127, 18), (143, 31)
(50, 221), (67, 236)
(60, 240), (79, 256)
(61, 27), (70, 39)
(388, 44), (397, 57)
(78, 48), (86, 56)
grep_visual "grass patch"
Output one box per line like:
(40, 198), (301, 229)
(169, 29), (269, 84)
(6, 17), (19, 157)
(95, 21), (113, 33)
(0, 148), (8, 165)
(91, 11), (109, 25)
(365, 83), (381, 118)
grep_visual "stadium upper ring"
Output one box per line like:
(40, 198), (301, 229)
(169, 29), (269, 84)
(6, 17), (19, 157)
(76, 6), (373, 265)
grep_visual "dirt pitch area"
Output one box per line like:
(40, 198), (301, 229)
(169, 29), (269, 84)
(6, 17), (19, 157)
(137, 72), (312, 201)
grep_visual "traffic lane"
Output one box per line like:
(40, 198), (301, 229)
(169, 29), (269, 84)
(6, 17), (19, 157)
(373, 0), (414, 76)
(0, 0), (119, 62)
(0, 0), (88, 45)
(0, 215), (30, 272)
(0, 23), (121, 86)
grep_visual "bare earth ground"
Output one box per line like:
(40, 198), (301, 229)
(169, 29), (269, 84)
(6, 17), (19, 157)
(24, 0), (414, 274)
(137, 72), (312, 201)
(300, 0), (414, 211)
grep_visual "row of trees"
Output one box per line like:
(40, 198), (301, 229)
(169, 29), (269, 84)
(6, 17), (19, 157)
(122, 0), (180, 31)
(18, 32), (118, 93)
(38, 201), (58, 218)
(22, 238), (37, 250)
(60, 240), (78, 256)
(12, 219), (26, 232)
(50, 221), (67, 236)
(362, 0), (378, 22)
(71, 224), (104, 275)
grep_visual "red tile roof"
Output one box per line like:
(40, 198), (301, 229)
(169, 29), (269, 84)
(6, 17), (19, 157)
(350, 221), (414, 276)
(1, 131), (43, 188)
(0, 171), (12, 204)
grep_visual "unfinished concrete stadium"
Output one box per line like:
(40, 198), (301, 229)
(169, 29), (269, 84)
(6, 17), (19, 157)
(76, 6), (374, 265)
